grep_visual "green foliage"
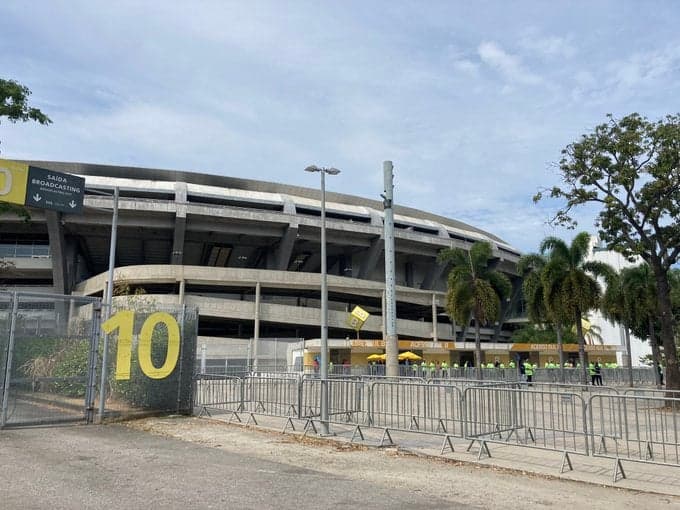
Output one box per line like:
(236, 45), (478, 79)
(439, 241), (511, 372)
(0, 202), (30, 221)
(109, 311), (187, 411)
(51, 341), (90, 397)
(13, 335), (61, 376)
(534, 113), (680, 388)
(511, 325), (577, 344)
(439, 241), (512, 327)
(517, 253), (550, 325)
(1, 78), (50, 219)
(534, 232), (613, 382)
(104, 296), (193, 412)
(0, 78), (51, 127)
(18, 337), (89, 397)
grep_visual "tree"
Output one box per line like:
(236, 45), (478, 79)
(534, 113), (680, 391)
(0, 78), (52, 219)
(0, 78), (51, 129)
(539, 233), (613, 384)
(518, 252), (567, 381)
(600, 271), (636, 387)
(438, 241), (511, 378)
(621, 265), (664, 383)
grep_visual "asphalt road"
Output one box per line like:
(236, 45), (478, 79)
(2, 418), (679, 510)
(0, 423), (473, 510)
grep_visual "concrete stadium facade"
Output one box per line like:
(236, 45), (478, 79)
(1, 161), (527, 367)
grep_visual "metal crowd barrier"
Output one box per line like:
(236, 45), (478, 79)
(368, 382), (464, 438)
(192, 373), (679, 481)
(463, 386), (589, 465)
(193, 374), (243, 413)
(299, 377), (366, 422)
(241, 375), (300, 417)
(588, 393), (680, 481)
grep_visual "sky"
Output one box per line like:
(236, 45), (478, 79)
(1, 0), (679, 252)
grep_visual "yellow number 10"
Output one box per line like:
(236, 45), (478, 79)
(102, 310), (181, 380)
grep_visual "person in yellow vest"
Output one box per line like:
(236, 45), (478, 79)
(508, 360), (516, 370)
(523, 359), (534, 385)
(588, 362), (597, 385)
(429, 361), (436, 378)
(441, 360), (449, 378)
(412, 362), (419, 377)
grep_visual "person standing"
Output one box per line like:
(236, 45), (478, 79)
(588, 361), (596, 385)
(523, 359), (534, 386)
(594, 359), (603, 386)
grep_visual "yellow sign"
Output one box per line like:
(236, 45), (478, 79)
(350, 339), (455, 350)
(102, 310), (181, 380)
(0, 159), (29, 206)
(511, 343), (620, 352)
(351, 305), (370, 322)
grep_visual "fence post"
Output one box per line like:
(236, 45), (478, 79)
(1, 292), (18, 428)
(297, 376), (303, 419)
(85, 299), (102, 424)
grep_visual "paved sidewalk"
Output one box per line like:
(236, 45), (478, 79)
(201, 409), (680, 497)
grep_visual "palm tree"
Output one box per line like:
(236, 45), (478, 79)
(439, 241), (511, 378)
(539, 233), (613, 384)
(518, 252), (567, 382)
(618, 264), (663, 385)
(583, 322), (603, 345)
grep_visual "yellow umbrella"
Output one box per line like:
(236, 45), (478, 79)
(398, 351), (422, 361)
(367, 353), (386, 361)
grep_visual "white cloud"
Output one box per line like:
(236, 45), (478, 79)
(2, 2), (680, 253)
(609, 45), (680, 91)
(519, 30), (576, 59)
(477, 41), (542, 85)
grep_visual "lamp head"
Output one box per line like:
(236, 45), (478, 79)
(304, 165), (320, 173)
(325, 167), (341, 175)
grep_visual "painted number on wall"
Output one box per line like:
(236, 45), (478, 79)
(102, 310), (181, 380)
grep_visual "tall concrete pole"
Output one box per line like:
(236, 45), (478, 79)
(253, 281), (261, 371)
(432, 293), (438, 342)
(319, 169), (330, 434)
(104, 186), (119, 321)
(304, 164), (339, 435)
(98, 186), (119, 420)
(383, 161), (398, 377)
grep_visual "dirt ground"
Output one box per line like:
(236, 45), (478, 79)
(127, 416), (680, 509)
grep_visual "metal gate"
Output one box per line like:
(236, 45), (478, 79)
(0, 291), (101, 427)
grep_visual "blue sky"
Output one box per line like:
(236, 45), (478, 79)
(1, 1), (679, 252)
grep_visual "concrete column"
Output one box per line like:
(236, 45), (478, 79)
(432, 293), (438, 342)
(178, 279), (186, 304)
(172, 182), (187, 265)
(253, 281), (261, 370)
(45, 211), (68, 294)
(381, 290), (386, 341)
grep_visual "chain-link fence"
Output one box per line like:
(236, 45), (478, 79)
(97, 301), (198, 421)
(0, 291), (100, 427)
(196, 337), (301, 376)
(0, 291), (198, 428)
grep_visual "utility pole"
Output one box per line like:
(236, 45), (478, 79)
(382, 161), (398, 377)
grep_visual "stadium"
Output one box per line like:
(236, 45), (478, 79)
(0, 160), (538, 370)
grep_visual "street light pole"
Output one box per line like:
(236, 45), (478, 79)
(305, 165), (340, 435)
(98, 185), (119, 420)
